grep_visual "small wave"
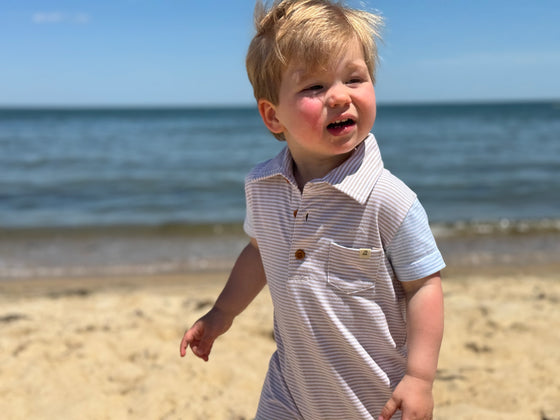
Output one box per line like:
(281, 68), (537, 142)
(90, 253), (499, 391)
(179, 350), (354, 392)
(3, 218), (560, 240)
(432, 218), (560, 238)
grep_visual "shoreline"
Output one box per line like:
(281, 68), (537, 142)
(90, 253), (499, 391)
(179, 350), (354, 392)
(1, 227), (559, 281)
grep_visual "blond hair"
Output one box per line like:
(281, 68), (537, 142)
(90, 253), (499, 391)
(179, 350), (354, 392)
(246, 0), (383, 107)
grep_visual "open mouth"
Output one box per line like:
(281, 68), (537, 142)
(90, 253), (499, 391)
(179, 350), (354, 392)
(327, 118), (355, 130)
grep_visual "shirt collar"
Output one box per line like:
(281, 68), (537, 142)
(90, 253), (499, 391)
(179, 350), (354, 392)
(248, 133), (384, 205)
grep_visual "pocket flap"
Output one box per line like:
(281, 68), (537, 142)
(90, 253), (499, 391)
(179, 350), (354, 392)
(327, 242), (382, 294)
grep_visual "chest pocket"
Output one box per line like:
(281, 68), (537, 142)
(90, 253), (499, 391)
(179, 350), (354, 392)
(327, 242), (382, 294)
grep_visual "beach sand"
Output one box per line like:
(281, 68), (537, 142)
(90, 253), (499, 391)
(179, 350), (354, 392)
(1, 265), (559, 419)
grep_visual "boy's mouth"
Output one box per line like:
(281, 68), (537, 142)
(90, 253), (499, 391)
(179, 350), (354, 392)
(327, 118), (356, 134)
(327, 118), (355, 129)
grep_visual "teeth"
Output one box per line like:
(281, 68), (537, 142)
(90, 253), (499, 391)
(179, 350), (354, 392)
(329, 118), (353, 127)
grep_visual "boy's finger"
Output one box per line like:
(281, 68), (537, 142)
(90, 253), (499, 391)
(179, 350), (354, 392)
(192, 345), (210, 362)
(179, 334), (190, 357)
(378, 396), (399, 420)
(193, 337), (214, 361)
(180, 322), (205, 357)
(180, 327), (200, 357)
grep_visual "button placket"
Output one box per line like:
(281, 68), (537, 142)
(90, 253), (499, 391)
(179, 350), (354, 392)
(290, 184), (313, 280)
(288, 185), (305, 277)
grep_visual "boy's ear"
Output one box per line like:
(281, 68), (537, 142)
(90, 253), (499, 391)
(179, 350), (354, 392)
(258, 99), (284, 134)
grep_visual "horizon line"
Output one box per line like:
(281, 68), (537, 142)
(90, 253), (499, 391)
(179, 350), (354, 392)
(1, 98), (559, 110)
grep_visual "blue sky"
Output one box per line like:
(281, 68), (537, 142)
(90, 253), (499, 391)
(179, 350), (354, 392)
(1, 0), (559, 106)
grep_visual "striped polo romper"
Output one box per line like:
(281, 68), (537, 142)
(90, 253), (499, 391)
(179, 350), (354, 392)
(244, 134), (445, 419)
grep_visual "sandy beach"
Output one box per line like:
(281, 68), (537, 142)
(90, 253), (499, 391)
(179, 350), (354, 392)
(1, 261), (559, 419)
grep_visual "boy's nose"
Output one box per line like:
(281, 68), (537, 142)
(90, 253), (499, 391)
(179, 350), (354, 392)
(326, 83), (351, 108)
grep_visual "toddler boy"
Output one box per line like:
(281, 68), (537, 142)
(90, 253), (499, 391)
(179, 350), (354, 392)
(181, 1), (445, 419)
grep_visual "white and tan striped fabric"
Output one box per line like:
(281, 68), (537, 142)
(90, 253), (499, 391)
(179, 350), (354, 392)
(244, 134), (445, 419)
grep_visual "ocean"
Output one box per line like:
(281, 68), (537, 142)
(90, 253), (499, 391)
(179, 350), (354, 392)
(1, 102), (559, 278)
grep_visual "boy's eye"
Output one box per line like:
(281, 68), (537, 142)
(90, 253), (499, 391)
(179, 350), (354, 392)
(303, 85), (323, 92)
(347, 78), (363, 85)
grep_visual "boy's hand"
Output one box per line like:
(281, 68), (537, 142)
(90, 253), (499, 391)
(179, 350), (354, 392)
(179, 307), (233, 361)
(378, 374), (434, 420)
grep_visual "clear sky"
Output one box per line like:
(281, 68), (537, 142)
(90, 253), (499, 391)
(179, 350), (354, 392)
(2, 0), (559, 106)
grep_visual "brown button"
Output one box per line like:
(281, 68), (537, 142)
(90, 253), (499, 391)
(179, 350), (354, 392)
(293, 210), (298, 218)
(294, 249), (306, 260)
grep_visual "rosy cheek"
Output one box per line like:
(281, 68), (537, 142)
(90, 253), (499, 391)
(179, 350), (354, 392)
(297, 98), (324, 129)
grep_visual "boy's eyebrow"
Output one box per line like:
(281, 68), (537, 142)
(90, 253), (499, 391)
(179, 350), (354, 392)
(286, 68), (316, 87)
(344, 60), (370, 72)
(291, 68), (312, 81)
(291, 60), (368, 83)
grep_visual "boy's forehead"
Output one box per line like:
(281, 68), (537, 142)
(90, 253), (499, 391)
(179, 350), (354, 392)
(285, 38), (367, 77)
(283, 63), (329, 85)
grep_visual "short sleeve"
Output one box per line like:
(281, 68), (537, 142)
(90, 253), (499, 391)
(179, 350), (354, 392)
(386, 199), (446, 282)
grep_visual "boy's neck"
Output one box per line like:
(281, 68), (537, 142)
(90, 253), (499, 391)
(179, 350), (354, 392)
(292, 151), (353, 191)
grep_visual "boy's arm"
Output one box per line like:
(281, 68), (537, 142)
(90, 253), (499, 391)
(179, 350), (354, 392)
(211, 238), (266, 317)
(180, 238), (267, 361)
(379, 272), (444, 420)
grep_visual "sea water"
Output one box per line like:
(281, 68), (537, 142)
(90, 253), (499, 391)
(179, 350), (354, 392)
(1, 102), (559, 277)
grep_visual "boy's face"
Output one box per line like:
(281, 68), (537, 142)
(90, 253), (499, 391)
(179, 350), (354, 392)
(259, 39), (376, 167)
